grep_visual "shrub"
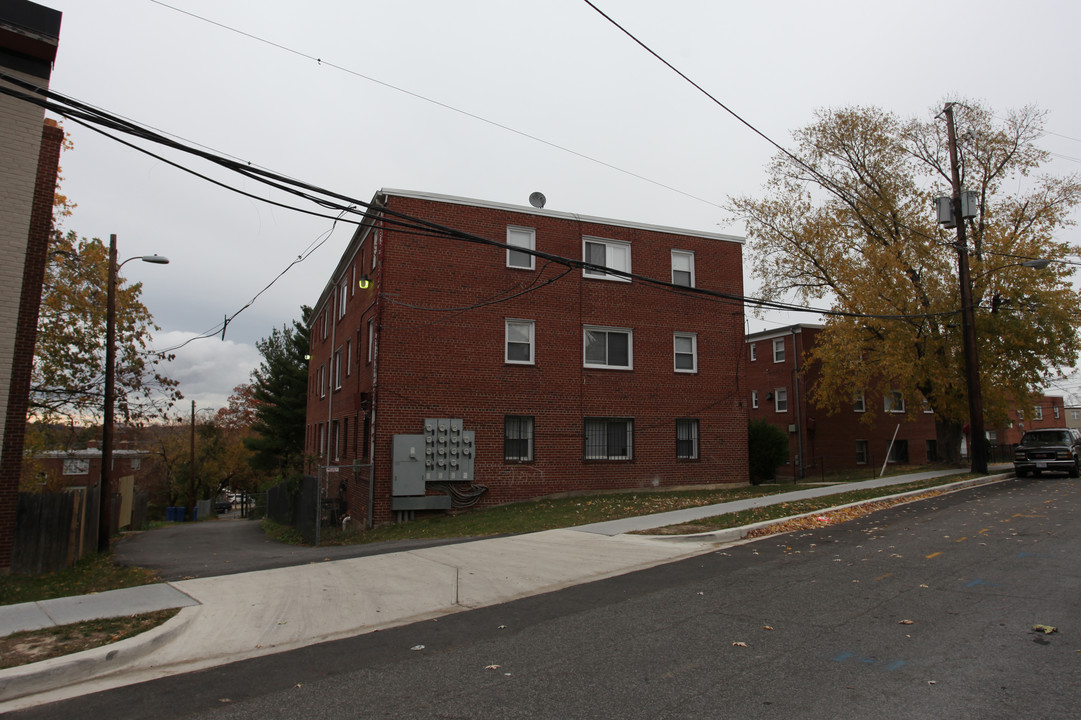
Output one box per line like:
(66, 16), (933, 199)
(748, 419), (789, 484)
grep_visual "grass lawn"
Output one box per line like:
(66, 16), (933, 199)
(299, 465), (977, 546)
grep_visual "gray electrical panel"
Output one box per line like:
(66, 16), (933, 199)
(392, 434), (426, 496)
(392, 418), (477, 501)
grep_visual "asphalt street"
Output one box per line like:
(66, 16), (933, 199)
(12, 475), (1080, 720)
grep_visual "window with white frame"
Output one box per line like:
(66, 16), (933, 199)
(346, 340), (352, 377)
(505, 320), (535, 364)
(1017, 409), (1024, 420)
(752, 390), (759, 409)
(504, 415), (534, 462)
(1072, 409), (1080, 421)
(855, 440), (869, 464)
(506, 226), (535, 270)
(674, 333), (697, 372)
(351, 265), (356, 297)
(773, 337), (785, 363)
(584, 418), (633, 460)
(676, 419), (699, 459)
(584, 326), (632, 369)
(583, 237), (630, 281)
(63, 458), (89, 475)
(1034, 406), (1043, 421)
(884, 391), (905, 413)
(338, 279), (347, 319)
(367, 318), (374, 364)
(319, 364), (326, 398)
(322, 307), (328, 340)
(671, 250), (694, 287)
(774, 387), (788, 412)
(130, 457), (141, 470)
(853, 390), (866, 412)
(333, 348), (342, 390)
(750, 343), (757, 362)
(1054, 406), (1061, 419)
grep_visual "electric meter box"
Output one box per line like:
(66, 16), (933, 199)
(423, 418), (475, 483)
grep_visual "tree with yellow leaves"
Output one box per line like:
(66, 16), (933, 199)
(30, 129), (181, 425)
(730, 101), (1081, 461)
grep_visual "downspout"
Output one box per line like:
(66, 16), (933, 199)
(792, 328), (804, 481)
(319, 299), (337, 546)
(368, 200), (387, 529)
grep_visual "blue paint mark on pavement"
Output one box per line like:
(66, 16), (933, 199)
(966, 579), (1001, 588)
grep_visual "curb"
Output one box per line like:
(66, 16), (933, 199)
(646, 473), (1013, 545)
(0, 603), (200, 703)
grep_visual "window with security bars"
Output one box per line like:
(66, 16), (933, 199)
(504, 416), (534, 461)
(584, 418), (633, 460)
(676, 419), (699, 459)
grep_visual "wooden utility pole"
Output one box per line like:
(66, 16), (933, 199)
(943, 103), (988, 474)
(97, 235), (119, 552)
(188, 400), (196, 521)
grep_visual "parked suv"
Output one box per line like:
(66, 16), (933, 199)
(1013, 428), (1081, 477)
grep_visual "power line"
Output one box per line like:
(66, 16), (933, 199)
(1, 70), (964, 333)
(147, 0), (724, 211)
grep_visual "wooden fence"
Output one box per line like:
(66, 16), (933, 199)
(12, 488), (150, 574)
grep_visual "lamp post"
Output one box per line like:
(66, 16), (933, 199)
(97, 234), (169, 552)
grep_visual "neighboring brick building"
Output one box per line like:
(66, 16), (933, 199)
(28, 447), (166, 527)
(988, 394), (1068, 447)
(0, 1), (62, 572)
(305, 189), (748, 526)
(746, 324), (938, 478)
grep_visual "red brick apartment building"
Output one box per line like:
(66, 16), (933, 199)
(989, 395), (1067, 447)
(305, 189), (748, 525)
(745, 324), (938, 478)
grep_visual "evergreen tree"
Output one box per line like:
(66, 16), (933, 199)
(244, 306), (311, 477)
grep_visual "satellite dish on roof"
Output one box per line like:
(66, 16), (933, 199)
(528, 191), (546, 209)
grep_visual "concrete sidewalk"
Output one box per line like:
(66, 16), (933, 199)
(0, 467), (1009, 710)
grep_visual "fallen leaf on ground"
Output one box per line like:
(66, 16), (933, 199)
(485, 664), (501, 670)
(899, 619), (914, 625)
(732, 641), (748, 647)
(1032, 625), (1058, 634)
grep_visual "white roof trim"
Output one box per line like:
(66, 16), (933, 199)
(379, 188), (744, 244)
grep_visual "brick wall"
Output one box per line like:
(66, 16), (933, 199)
(746, 326), (938, 477)
(307, 192), (749, 524)
(0, 120), (63, 570)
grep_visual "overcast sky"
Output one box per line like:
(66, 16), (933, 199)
(38, 0), (1081, 410)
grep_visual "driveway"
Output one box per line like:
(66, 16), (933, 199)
(112, 518), (476, 581)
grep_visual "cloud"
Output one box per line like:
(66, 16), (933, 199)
(154, 331), (261, 412)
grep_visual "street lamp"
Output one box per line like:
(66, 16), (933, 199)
(98, 234), (169, 552)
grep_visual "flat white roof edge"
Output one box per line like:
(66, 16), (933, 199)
(379, 188), (745, 245)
